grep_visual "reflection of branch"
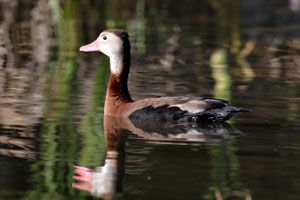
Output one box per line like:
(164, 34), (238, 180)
(0, 134), (36, 160)
(0, 149), (36, 160)
(0, 135), (35, 149)
(236, 41), (256, 82)
(238, 41), (256, 58)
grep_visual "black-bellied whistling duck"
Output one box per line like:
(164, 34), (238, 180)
(80, 29), (249, 123)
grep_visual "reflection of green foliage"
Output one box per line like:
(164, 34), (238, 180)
(210, 48), (232, 101)
(209, 0), (254, 82)
(128, 0), (146, 54)
(105, 0), (126, 28)
(205, 2), (244, 198)
(147, 0), (171, 46)
(203, 139), (240, 200)
(26, 57), (82, 200)
(209, 1), (239, 102)
(78, 57), (109, 167)
(50, 0), (79, 56)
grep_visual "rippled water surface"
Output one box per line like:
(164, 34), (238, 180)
(0, 0), (300, 199)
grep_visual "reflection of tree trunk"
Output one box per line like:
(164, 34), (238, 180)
(0, 0), (50, 126)
(31, 0), (51, 67)
(0, 0), (17, 69)
(0, 0), (51, 160)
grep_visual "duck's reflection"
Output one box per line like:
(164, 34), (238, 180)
(73, 116), (128, 199)
(73, 115), (242, 199)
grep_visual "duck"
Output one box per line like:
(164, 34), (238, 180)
(80, 29), (249, 123)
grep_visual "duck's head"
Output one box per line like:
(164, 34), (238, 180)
(80, 29), (130, 74)
(80, 29), (130, 58)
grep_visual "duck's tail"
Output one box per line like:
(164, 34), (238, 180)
(229, 106), (250, 113)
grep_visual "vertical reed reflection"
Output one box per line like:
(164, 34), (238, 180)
(206, 1), (249, 199)
(27, 0), (81, 198)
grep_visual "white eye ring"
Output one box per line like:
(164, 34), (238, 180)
(103, 36), (107, 40)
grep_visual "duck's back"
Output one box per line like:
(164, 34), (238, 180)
(125, 96), (249, 123)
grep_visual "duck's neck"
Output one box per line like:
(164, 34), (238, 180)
(106, 52), (132, 104)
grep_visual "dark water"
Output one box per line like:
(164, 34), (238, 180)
(0, 0), (300, 199)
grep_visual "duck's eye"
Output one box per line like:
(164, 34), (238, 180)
(103, 36), (107, 40)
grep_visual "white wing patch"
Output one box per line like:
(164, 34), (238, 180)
(169, 100), (207, 114)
